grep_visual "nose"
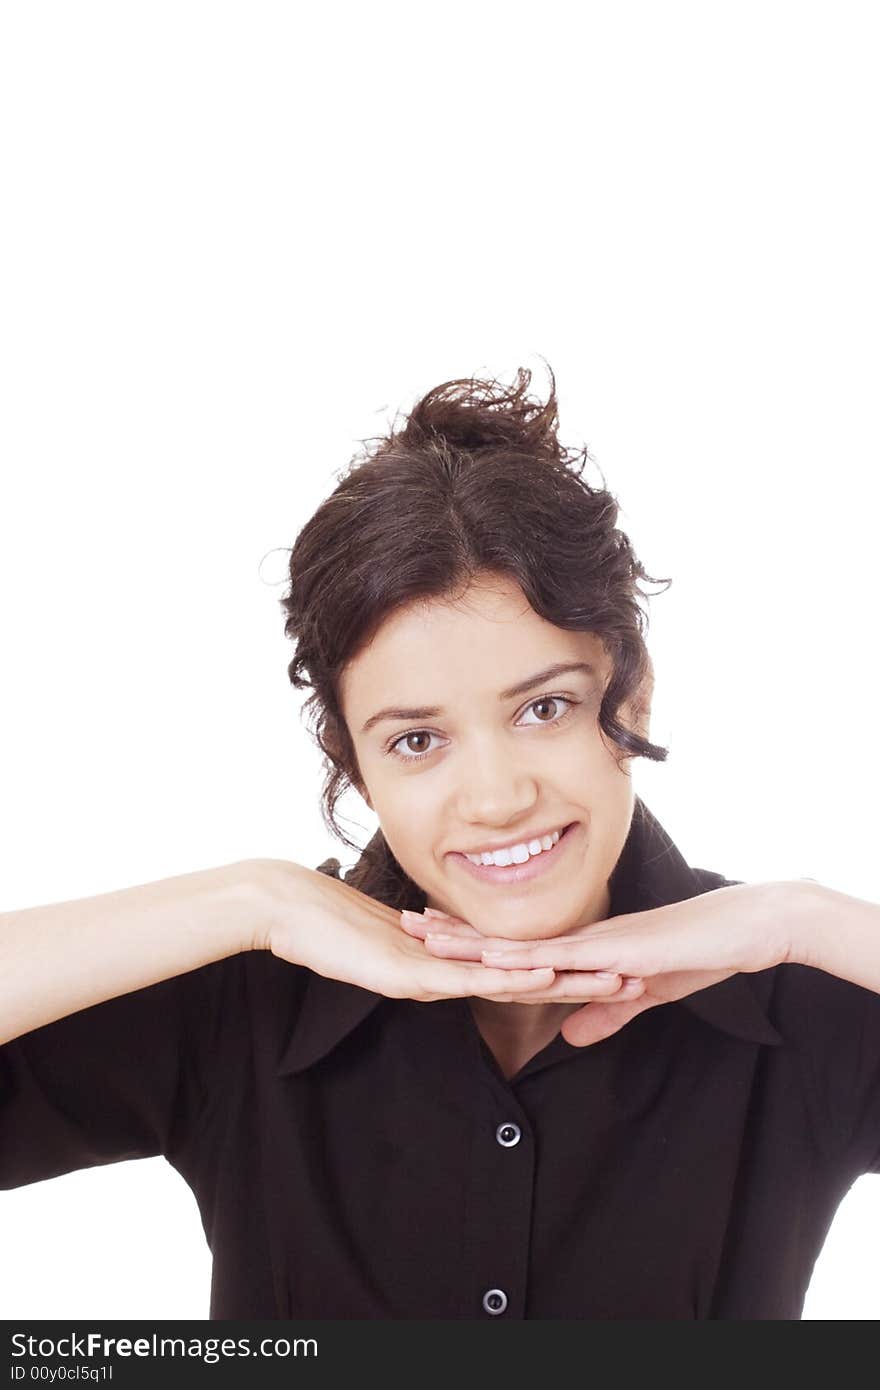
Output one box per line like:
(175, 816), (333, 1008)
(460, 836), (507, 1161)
(455, 742), (539, 828)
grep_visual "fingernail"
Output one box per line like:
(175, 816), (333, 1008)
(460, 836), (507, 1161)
(482, 951), (517, 963)
(426, 933), (453, 941)
(422, 907), (449, 918)
(594, 971), (619, 980)
(400, 910), (426, 921)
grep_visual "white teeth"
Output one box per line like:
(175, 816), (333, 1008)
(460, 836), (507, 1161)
(464, 826), (563, 868)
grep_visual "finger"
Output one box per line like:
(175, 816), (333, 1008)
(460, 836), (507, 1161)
(428, 941), (637, 997)
(480, 940), (636, 973)
(422, 932), (496, 962)
(561, 996), (652, 1047)
(549, 974), (645, 1003)
(424, 932), (630, 986)
(424, 931), (571, 962)
(438, 963), (556, 996)
(400, 910), (482, 941)
(518, 973), (643, 1003)
(422, 907), (473, 925)
(426, 937), (645, 1003)
(435, 926), (608, 952)
(475, 976), (645, 1006)
(422, 934), (617, 967)
(399, 912), (429, 940)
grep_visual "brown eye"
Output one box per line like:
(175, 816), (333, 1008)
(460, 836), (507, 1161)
(518, 695), (578, 729)
(531, 698), (558, 722)
(387, 730), (440, 762)
(404, 733), (431, 754)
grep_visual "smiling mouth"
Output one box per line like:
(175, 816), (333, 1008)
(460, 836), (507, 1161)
(449, 821), (580, 886)
(459, 822), (569, 866)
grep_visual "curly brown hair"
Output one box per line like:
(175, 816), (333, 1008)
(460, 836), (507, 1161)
(279, 362), (671, 910)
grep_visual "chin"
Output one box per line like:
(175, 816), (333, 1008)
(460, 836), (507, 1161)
(471, 899), (587, 941)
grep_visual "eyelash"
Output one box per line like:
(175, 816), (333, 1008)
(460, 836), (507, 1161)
(384, 694), (580, 764)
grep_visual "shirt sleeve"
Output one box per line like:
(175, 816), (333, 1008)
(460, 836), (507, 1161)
(846, 979), (880, 1176)
(0, 953), (243, 1190)
(695, 867), (880, 1177)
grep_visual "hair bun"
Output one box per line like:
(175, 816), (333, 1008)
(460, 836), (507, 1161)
(398, 362), (570, 466)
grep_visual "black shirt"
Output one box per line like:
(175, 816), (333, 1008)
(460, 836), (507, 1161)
(2, 797), (879, 1320)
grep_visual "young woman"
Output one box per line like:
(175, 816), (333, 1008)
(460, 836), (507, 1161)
(2, 367), (879, 1320)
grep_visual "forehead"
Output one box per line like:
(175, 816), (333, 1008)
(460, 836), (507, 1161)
(339, 575), (608, 721)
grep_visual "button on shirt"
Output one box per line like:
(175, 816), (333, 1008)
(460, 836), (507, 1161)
(2, 797), (880, 1319)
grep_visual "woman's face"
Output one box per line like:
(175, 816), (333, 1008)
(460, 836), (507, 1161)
(339, 573), (647, 941)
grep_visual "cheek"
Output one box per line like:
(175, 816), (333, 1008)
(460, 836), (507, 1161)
(380, 819), (442, 894)
(558, 733), (622, 788)
(373, 788), (438, 858)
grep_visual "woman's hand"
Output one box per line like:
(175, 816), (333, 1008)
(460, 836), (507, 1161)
(401, 881), (795, 1045)
(255, 859), (632, 1008)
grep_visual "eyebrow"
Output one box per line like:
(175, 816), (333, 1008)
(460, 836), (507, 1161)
(359, 662), (597, 735)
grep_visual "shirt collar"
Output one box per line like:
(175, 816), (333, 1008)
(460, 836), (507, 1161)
(276, 796), (781, 1076)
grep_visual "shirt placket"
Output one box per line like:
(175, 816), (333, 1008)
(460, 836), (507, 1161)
(461, 1041), (539, 1320)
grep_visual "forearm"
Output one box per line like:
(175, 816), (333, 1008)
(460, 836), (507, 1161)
(788, 880), (880, 994)
(0, 859), (269, 1045)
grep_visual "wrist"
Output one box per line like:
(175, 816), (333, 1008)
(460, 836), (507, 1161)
(783, 877), (880, 993)
(216, 858), (283, 953)
(783, 878), (846, 970)
(244, 857), (313, 954)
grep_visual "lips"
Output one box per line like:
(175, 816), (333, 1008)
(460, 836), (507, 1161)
(449, 821), (580, 887)
(457, 821), (569, 860)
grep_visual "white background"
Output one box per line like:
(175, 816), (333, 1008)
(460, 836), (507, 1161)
(1, 0), (878, 1319)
